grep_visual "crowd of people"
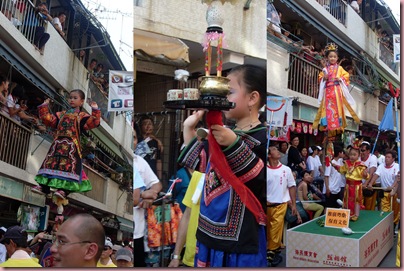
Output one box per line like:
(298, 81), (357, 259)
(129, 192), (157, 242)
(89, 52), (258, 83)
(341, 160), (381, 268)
(0, 214), (134, 267)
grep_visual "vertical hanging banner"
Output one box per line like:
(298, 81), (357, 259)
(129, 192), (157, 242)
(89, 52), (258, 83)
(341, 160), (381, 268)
(267, 96), (293, 142)
(108, 70), (134, 112)
(393, 34), (400, 63)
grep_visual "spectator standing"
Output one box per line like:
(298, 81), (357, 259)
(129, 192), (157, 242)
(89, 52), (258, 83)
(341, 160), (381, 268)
(52, 12), (66, 37)
(97, 238), (116, 267)
(324, 146), (344, 208)
(0, 226), (41, 267)
(50, 213), (105, 267)
(287, 135), (306, 178)
(267, 145), (300, 266)
(279, 141), (289, 165)
(23, 3), (52, 54)
(0, 74), (9, 115)
(306, 146), (321, 179)
(136, 116), (163, 179)
(350, 0), (362, 14)
(115, 248), (133, 267)
(133, 128), (162, 267)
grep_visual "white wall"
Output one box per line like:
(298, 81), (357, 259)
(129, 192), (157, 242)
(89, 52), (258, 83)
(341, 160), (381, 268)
(134, 0), (267, 60)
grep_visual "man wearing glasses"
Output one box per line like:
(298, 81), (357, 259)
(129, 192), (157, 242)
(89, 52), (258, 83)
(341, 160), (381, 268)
(360, 141), (378, 210)
(50, 213), (105, 267)
(97, 238), (117, 267)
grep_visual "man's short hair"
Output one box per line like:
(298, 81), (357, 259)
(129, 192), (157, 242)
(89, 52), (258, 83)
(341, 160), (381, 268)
(67, 214), (105, 261)
(385, 150), (397, 159)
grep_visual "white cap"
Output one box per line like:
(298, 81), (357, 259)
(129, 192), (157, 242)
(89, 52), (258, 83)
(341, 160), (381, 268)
(105, 237), (113, 249)
(0, 227), (6, 232)
(317, 146), (322, 151)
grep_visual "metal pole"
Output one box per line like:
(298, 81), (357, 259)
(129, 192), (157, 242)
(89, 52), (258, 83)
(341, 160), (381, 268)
(371, 130), (380, 155)
(394, 97), (400, 165)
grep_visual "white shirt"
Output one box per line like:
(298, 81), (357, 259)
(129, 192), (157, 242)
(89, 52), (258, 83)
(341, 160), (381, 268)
(374, 162), (399, 188)
(52, 17), (62, 31)
(307, 156), (321, 179)
(6, 94), (21, 122)
(279, 151), (288, 166)
(350, 1), (360, 13)
(324, 164), (341, 194)
(267, 163), (295, 203)
(0, 243), (6, 263)
(332, 158), (346, 187)
(375, 154), (385, 184)
(133, 155), (159, 239)
(361, 154), (378, 184)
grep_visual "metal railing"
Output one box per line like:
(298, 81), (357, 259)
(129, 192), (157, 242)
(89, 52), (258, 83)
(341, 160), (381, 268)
(315, 0), (347, 26)
(88, 79), (113, 126)
(379, 43), (399, 75)
(0, 0), (47, 46)
(0, 113), (31, 170)
(287, 53), (322, 98)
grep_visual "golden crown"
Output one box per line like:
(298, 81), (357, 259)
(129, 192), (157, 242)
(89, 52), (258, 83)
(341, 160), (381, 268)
(325, 43), (338, 52)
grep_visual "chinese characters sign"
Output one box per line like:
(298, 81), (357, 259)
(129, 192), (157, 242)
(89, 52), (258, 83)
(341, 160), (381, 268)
(324, 208), (350, 228)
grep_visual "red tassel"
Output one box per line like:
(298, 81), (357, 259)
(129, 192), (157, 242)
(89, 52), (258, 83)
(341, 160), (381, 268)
(206, 111), (266, 225)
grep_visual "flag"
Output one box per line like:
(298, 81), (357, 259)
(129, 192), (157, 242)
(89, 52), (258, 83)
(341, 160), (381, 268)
(393, 34), (400, 63)
(379, 99), (394, 131)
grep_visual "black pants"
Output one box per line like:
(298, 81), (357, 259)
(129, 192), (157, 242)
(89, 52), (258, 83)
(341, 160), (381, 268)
(325, 193), (341, 209)
(133, 236), (146, 267)
(34, 26), (50, 49)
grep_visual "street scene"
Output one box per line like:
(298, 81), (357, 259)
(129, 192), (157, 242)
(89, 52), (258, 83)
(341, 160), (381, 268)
(0, 0), (400, 268)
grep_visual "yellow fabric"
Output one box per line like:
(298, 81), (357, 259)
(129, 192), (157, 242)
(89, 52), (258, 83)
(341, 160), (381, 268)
(267, 203), (287, 250)
(363, 192), (377, 210)
(339, 161), (367, 182)
(381, 192), (400, 225)
(303, 202), (324, 218)
(0, 258), (42, 267)
(181, 171), (203, 267)
(396, 230), (400, 267)
(314, 66), (359, 134)
(97, 261), (117, 267)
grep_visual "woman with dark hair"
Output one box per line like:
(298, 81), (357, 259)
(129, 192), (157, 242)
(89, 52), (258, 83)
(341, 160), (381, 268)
(287, 135), (306, 178)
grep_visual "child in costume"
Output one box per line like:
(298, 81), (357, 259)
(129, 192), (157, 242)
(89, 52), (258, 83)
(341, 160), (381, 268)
(313, 43), (360, 139)
(178, 65), (267, 267)
(32, 89), (100, 214)
(333, 139), (369, 221)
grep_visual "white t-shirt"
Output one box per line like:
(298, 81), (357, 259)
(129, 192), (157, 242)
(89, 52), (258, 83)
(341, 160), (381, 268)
(361, 154), (378, 184)
(374, 162), (399, 188)
(279, 151), (288, 166)
(6, 94), (20, 122)
(307, 156), (321, 179)
(133, 155), (159, 239)
(350, 1), (360, 13)
(324, 164), (342, 194)
(332, 158), (346, 187)
(376, 154), (385, 166)
(52, 17), (62, 31)
(267, 163), (295, 203)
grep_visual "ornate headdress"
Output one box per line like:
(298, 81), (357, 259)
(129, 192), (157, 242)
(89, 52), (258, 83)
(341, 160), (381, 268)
(324, 42), (338, 53)
(351, 138), (362, 150)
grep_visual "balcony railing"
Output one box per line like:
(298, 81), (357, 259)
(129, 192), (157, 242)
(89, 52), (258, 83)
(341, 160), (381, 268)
(0, 113), (31, 170)
(88, 79), (113, 126)
(315, 0), (347, 26)
(379, 43), (399, 75)
(0, 0), (47, 47)
(83, 164), (106, 203)
(287, 53), (322, 99)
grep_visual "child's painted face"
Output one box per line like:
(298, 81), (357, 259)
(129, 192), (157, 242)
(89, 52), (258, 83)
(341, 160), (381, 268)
(225, 72), (250, 120)
(68, 91), (84, 108)
(349, 149), (359, 162)
(327, 51), (338, 64)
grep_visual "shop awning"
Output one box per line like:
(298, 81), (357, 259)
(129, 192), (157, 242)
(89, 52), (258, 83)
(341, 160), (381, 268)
(89, 129), (123, 159)
(134, 29), (190, 67)
(117, 216), (133, 233)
